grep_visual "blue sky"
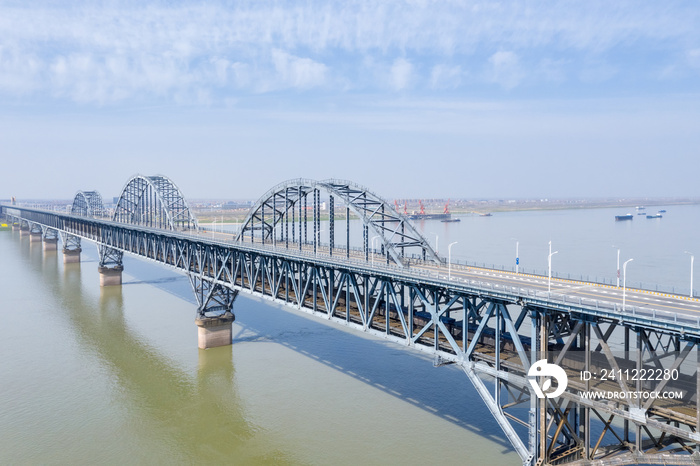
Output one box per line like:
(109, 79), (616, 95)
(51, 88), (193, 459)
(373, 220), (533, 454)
(1, 0), (699, 200)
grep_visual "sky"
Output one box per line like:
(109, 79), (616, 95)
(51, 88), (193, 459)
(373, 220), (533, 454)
(1, 0), (699, 201)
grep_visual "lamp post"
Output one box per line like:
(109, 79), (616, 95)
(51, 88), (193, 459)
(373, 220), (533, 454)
(686, 251), (695, 298)
(613, 246), (620, 287)
(212, 218), (217, 239)
(548, 241), (558, 293)
(430, 233), (438, 255)
(514, 239), (519, 273)
(371, 235), (380, 266)
(448, 241), (458, 280)
(622, 258), (633, 310)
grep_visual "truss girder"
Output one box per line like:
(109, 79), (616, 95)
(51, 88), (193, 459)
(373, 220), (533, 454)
(113, 174), (198, 231)
(71, 190), (105, 218)
(6, 204), (700, 466)
(235, 178), (440, 267)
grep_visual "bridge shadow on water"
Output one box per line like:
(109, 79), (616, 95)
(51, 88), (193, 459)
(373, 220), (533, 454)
(119, 255), (519, 456)
(231, 302), (519, 454)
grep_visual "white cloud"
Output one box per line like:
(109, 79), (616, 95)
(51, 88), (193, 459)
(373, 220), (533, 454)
(429, 64), (462, 89)
(270, 49), (327, 90)
(688, 49), (700, 69)
(0, 1), (697, 103)
(488, 51), (522, 90)
(0, 46), (42, 94)
(390, 58), (413, 91)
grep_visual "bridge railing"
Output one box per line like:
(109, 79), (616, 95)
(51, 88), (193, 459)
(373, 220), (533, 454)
(177, 227), (700, 335)
(443, 257), (699, 298)
(5, 204), (699, 335)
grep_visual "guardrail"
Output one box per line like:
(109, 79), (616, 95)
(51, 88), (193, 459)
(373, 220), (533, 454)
(180, 228), (700, 333)
(5, 205), (699, 334)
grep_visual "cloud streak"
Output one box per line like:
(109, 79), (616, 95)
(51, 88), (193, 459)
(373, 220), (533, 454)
(0, 1), (698, 103)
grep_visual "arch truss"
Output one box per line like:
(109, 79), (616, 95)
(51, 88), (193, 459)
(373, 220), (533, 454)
(113, 175), (198, 231)
(236, 178), (440, 267)
(71, 190), (105, 218)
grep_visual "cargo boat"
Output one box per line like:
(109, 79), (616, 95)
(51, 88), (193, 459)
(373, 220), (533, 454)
(409, 213), (451, 220)
(615, 214), (634, 221)
(408, 200), (452, 220)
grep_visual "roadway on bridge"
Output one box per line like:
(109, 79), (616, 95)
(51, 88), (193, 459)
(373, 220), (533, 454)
(438, 265), (700, 316)
(197, 226), (700, 321)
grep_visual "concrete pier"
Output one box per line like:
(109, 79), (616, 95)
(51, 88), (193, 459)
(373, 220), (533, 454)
(12, 223), (19, 231)
(63, 248), (82, 264)
(43, 238), (58, 251)
(19, 226), (29, 237)
(29, 231), (42, 242)
(195, 312), (235, 349)
(98, 265), (123, 287)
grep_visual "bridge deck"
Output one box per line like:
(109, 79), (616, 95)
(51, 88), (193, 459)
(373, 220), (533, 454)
(5, 205), (700, 464)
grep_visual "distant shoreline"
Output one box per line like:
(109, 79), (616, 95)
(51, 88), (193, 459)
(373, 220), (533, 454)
(193, 199), (699, 223)
(5, 197), (697, 224)
(453, 199), (700, 215)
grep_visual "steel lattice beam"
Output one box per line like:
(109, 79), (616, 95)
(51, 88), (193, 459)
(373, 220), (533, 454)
(5, 196), (700, 466)
(235, 178), (440, 267)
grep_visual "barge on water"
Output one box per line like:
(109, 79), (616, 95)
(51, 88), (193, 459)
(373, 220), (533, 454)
(615, 214), (634, 221)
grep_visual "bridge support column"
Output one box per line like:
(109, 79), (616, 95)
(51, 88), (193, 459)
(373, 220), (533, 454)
(29, 231), (42, 242)
(19, 226), (29, 237)
(43, 237), (58, 251)
(195, 312), (235, 349)
(63, 247), (82, 263)
(12, 223), (20, 231)
(98, 265), (123, 287)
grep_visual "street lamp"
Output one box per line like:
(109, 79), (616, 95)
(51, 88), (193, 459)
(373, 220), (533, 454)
(622, 258), (633, 310)
(548, 241), (558, 293)
(371, 235), (381, 266)
(686, 251), (695, 298)
(513, 239), (520, 273)
(430, 233), (438, 255)
(212, 218), (217, 239)
(612, 245), (620, 287)
(448, 241), (458, 280)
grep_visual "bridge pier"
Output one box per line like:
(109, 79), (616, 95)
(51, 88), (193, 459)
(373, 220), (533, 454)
(12, 223), (19, 231)
(63, 247), (82, 263)
(98, 265), (123, 286)
(195, 312), (235, 349)
(43, 237), (58, 251)
(29, 231), (42, 242)
(19, 225), (29, 237)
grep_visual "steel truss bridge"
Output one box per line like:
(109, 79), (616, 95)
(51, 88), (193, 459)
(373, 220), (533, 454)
(3, 175), (700, 466)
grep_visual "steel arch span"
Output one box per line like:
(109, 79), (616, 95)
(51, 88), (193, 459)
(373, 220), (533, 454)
(113, 175), (198, 231)
(71, 191), (105, 217)
(235, 178), (440, 267)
